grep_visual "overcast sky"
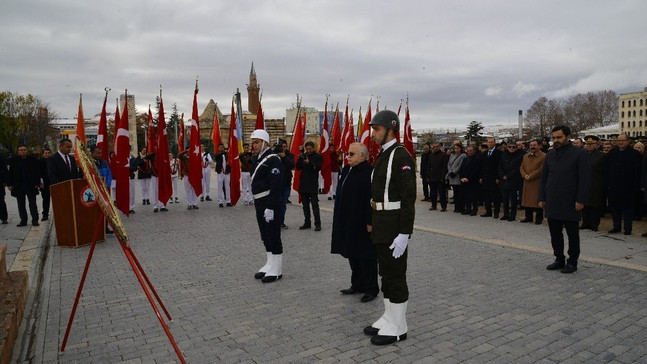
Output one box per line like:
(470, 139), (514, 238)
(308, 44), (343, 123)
(2, 0), (646, 130)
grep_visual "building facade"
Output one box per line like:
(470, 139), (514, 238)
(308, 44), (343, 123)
(619, 87), (647, 137)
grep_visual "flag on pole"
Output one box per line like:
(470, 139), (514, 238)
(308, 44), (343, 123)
(395, 101), (402, 143)
(403, 99), (414, 157)
(177, 113), (185, 176)
(319, 98), (331, 194)
(75, 93), (86, 144)
(359, 101), (371, 147)
(228, 98), (241, 206)
(341, 101), (351, 154)
(113, 99), (120, 147)
(147, 106), (156, 153)
(188, 84), (203, 197)
(114, 90), (131, 216)
(211, 111), (222, 148)
(97, 91), (109, 161)
(331, 105), (341, 152)
(291, 111), (306, 195)
(255, 98), (265, 130)
(155, 93), (172, 205)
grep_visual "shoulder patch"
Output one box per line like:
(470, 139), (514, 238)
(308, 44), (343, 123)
(271, 168), (280, 175)
(401, 165), (412, 171)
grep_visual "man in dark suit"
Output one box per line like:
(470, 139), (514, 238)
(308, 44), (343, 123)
(581, 136), (606, 231)
(296, 140), (322, 231)
(7, 145), (41, 226)
(39, 148), (52, 221)
(0, 154), (8, 224)
(331, 142), (378, 303)
(47, 139), (81, 185)
(479, 137), (502, 218)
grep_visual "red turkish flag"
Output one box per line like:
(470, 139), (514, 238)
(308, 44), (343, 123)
(331, 106), (342, 152)
(318, 99), (331, 194)
(75, 93), (86, 144)
(97, 93), (109, 161)
(147, 106), (156, 153)
(155, 95), (172, 205)
(291, 112), (306, 194)
(188, 86), (203, 197)
(403, 103), (415, 157)
(114, 91), (131, 216)
(211, 112), (222, 148)
(228, 100), (241, 206)
(255, 100), (265, 130)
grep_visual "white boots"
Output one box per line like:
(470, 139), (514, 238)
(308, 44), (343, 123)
(365, 300), (408, 345)
(254, 252), (273, 279)
(261, 254), (282, 283)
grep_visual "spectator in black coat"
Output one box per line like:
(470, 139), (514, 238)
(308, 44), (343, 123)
(419, 144), (431, 201)
(479, 137), (502, 218)
(498, 143), (524, 221)
(0, 154), (8, 224)
(605, 133), (642, 235)
(459, 145), (482, 215)
(296, 141), (322, 231)
(7, 145), (40, 226)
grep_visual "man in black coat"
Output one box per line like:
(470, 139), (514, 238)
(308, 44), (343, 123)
(296, 141), (322, 231)
(479, 137), (502, 218)
(426, 143), (448, 211)
(331, 142), (378, 303)
(581, 136), (606, 231)
(277, 139), (294, 229)
(459, 145), (482, 215)
(539, 125), (590, 274)
(604, 133), (642, 235)
(0, 154), (8, 224)
(497, 143), (524, 221)
(47, 138), (81, 185)
(39, 148), (52, 221)
(419, 144), (431, 201)
(7, 145), (41, 226)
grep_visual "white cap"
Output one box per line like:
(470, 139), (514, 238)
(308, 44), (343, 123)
(250, 129), (270, 144)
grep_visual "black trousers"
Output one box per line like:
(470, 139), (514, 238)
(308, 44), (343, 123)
(581, 206), (601, 229)
(610, 201), (634, 233)
(463, 183), (479, 213)
(15, 190), (39, 224)
(348, 257), (379, 296)
(430, 181), (447, 208)
(301, 192), (321, 227)
(421, 177), (430, 199)
(255, 201), (283, 254)
(482, 188), (500, 214)
(41, 186), (50, 217)
(547, 219), (580, 265)
(524, 207), (544, 223)
(451, 184), (464, 212)
(375, 244), (408, 303)
(0, 190), (7, 222)
(500, 189), (517, 218)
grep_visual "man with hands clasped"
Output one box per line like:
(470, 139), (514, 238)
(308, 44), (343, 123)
(249, 129), (285, 283)
(362, 110), (416, 346)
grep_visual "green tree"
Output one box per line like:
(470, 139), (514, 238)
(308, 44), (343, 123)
(465, 120), (485, 145)
(167, 103), (180, 155)
(0, 91), (58, 154)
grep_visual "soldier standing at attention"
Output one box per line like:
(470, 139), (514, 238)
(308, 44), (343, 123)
(362, 110), (416, 346)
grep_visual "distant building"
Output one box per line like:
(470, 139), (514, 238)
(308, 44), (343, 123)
(577, 125), (619, 141)
(619, 87), (647, 137)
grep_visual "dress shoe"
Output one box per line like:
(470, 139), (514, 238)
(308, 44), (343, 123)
(591, 227), (598, 231)
(499, 215), (509, 220)
(364, 326), (379, 336)
(219, 203), (224, 208)
(314, 226), (321, 231)
(106, 228), (114, 234)
(429, 206), (437, 211)
(371, 333), (407, 345)
(534, 220), (542, 225)
(261, 274), (282, 283)
(507, 216), (516, 222)
(328, 197), (332, 200)
(129, 210), (136, 213)
(153, 208), (159, 213)
(41, 215), (48, 221)
(175, 197), (179, 203)
(493, 212), (500, 219)
(281, 224), (289, 229)
(32, 222), (39, 227)
(205, 196), (213, 201)
(226, 203), (233, 207)
(624, 231), (632, 235)
(146, 199), (151, 205)
(299, 224), (311, 230)
(461, 211), (471, 215)
(608, 228), (621, 234)
(187, 205), (193, 210)
(546, 260), (565, 270)
(340, 288), (359, 295)
(519, 218), (532, 223)
(440, 208), (447, 212)
(160, 208), (168, 212)
(561, 264), (577, 273)
(360, 294), (376, 303)
(480, 213), (492, 217)
(17, 222), (27, 227)
(254, 272), (266, 279)
(200, 197), (204, 202)
(1, 220), (7, 225)
(192, 205), (199, 210)
(470, 211), (477, 216)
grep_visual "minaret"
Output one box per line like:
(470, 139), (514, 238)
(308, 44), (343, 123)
(247, 62), (260, 114)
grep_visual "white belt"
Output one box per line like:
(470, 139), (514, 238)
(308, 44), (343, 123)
(371, 200), (401, 211)
(254, 190), (270, 199)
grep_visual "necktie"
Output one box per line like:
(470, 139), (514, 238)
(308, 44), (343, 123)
(65, 155), (71, 171)
(488, 150), (492, 157)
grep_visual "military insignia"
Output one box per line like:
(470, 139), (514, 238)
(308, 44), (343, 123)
(271, 168), (280, 175)
(401, 165), (412, 171)
(391, 120), (397, 127)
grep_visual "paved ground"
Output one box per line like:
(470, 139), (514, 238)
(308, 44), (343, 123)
(5, 173), (647, 363)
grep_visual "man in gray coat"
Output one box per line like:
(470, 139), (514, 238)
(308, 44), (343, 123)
(538, 125), (590, 274)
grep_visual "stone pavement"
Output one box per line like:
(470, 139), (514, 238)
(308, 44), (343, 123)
(5, 175), (647, 363)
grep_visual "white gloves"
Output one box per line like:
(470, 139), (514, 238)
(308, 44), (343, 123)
(264, 209), (274, 222)
(389, 233), (409, 258)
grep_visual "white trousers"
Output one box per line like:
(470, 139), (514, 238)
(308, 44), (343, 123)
(129, 179), (136, 210)
(217, 173), (231, 203)
(140, 178), (151, 200)
(327, 171), (339, 197)
(184, 178), (198, 206)
(202, 167), (211, 197)
(171, 176), (178, 199)
(241, 172), (252, 203)
(150, 176), (165, 209)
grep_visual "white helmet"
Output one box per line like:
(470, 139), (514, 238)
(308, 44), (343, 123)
(250, 129), (270, 144)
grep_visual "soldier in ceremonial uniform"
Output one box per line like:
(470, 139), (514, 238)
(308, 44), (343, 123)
(240, 143), (254, 205)
(250, 130), (285, 283)
(200, 144), (214, 201)
(362, 110), (416, 346)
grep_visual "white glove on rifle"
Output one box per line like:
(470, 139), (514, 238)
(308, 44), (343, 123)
(389, 233), (409, 258)
(264, 209), (274, 222)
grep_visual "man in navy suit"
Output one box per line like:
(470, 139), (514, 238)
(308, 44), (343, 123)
(48, 139), (81, 185)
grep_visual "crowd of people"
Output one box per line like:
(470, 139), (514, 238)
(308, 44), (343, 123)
(419, 132), (647, 238)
